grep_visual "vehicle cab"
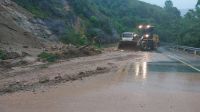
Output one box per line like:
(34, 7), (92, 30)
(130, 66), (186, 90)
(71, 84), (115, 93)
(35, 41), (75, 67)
(121, 32), (137, 41)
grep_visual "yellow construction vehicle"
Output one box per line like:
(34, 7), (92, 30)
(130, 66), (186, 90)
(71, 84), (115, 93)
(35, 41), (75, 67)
(138, 25), (160, 50)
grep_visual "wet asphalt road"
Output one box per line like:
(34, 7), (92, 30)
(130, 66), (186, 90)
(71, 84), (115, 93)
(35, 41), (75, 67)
(0, 50), (200, 112)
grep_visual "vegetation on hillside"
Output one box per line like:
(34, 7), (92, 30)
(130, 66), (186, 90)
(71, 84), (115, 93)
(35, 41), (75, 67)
(14, 0), (200, 47)
(38, 52), (58, 62)
(0, 50), (6, 60)
(177, 3), (200, 47)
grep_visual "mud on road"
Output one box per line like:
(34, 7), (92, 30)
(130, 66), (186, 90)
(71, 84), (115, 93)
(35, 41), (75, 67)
(0, 50), (142, 95)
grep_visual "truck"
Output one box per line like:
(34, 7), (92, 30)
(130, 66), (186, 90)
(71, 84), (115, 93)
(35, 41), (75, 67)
(118, 32), (139, 50)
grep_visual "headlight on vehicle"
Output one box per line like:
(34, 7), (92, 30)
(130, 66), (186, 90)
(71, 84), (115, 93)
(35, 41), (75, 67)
(134, 34), (137, 37)
(138, 25), (143, 29)
(145, 34), (149, 38)
(146, 25), (151, 29)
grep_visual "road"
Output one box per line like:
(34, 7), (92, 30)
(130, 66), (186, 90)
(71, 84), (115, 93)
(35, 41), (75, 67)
(0, 48), (200, 112)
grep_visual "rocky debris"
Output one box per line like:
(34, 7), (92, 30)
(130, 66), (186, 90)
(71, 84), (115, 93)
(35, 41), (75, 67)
(1, 0), (55, 40)
(0, 0), (12, 6)
(5, 51), (21, 59)
(38, 44), (102, 62)
(0, 60), (11, 68)
(0, 59), (28, 68)
(96, 67), (107, 71)
(0, 81), (25, 94)
(39, 76), (50, 83)
(0, 49), (36, 68)
(0, 48), (31, 58)
(0, 55), (37, 69)
(22, 56), (37, 63)
(0, 66), (111, 95)
(22, 52), (30, 57)
(54, 75), (63, 83)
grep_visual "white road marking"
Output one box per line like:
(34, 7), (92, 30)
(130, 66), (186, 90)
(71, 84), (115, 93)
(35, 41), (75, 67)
(168, 55), (200, 72)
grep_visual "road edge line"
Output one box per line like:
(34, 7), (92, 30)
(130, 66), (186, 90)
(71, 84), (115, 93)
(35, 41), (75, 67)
(167, 55), (200, 72)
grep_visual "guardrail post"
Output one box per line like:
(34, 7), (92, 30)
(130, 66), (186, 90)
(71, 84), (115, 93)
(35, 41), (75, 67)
(171, 45), (200, 56)
(194, 50), (197, 55)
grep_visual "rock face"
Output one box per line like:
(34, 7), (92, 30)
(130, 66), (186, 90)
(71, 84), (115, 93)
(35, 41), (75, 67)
(0, 0), (11, 5)
(0, 0), (59, 56)
(0, 0), (55, 40)
(0, 1), (37, 48)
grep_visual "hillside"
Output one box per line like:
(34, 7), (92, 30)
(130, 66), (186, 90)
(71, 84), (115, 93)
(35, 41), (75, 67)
(13, 0), (178, 44)
(0, 0), (46, 55)
(7, 0), (200, 48)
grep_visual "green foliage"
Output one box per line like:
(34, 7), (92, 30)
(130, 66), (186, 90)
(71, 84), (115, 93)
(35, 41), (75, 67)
(164, 0), (173, 9)
(0, 50), (6, 60)
(14, 0), (200, 47)
(14, 0), (49, 18)
(38, 52), (58, 62)
(61, 30), (89, 46)
(197, 0), (200, 7)
(177, 7), (200, 47)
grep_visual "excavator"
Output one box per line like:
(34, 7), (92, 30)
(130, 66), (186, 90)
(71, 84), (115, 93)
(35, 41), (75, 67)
(118, 24), (160, 51)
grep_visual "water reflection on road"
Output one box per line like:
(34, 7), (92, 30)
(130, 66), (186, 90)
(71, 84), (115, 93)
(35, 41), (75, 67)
(134, 62), (147, 80)
(0, 52), (200, 112)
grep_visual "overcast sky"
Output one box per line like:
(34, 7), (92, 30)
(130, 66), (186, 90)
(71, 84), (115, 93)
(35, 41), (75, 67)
(139, 0), (197, 9)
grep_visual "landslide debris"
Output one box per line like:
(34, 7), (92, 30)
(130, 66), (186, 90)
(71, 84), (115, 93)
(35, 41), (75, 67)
(0, 66), (110, 95)
(38, 44), (102, 62)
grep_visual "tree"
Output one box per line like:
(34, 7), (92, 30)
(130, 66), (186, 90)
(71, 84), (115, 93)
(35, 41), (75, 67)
(164, 0), (180, 17)
(164, 0), (173, 10)
(196, 0), (200, 7)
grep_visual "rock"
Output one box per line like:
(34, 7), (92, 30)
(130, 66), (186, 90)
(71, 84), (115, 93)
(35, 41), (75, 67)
(0, 0), (12, 6)
(22, 45), (29, 48)
(22, 52), (30, 57)
(22, 56), (37, 63)
(96, 67), (107, 71)
(23, 32), (29, 36)
(54, 75), (63, 83)
(0, 81), (24, 93)
(39, 76), (50, 83)
(5, 52), (20, 59)
(0, 60), (11, 68)
(79, 72), (86, 75)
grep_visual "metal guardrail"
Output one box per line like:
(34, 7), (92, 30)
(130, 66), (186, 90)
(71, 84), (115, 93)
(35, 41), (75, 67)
(170, 45), (200, 55)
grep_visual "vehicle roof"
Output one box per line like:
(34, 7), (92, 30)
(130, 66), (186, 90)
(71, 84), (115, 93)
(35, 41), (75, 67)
(122, 32), (135, 34)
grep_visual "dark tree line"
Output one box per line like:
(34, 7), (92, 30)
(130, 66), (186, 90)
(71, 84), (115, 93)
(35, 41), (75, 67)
(175, 0), (200, 47)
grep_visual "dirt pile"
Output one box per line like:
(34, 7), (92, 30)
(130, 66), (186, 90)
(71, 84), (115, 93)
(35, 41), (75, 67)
(0, 66), (110, 95)
(0, 49), (35, 69)
(57, 45), (102, 58)
(38, 44), (102, 62)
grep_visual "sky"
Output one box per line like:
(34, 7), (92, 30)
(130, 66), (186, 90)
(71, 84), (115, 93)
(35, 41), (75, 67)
(139, 0), (198, 9)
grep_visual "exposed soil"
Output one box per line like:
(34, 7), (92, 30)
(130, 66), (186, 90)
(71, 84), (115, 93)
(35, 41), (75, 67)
(0, 49), (142, 95)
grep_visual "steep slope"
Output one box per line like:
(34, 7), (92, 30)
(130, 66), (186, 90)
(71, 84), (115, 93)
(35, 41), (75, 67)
(0, 0), (63, 56)
(10, 0), (182, 45)
(13, 0), (174, 44)
(0, 0), (42, 53)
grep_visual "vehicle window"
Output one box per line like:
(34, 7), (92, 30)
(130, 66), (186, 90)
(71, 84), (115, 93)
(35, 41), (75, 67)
(123, 34), (133, 38)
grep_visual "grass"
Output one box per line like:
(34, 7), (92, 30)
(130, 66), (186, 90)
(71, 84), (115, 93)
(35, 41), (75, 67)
(0, 50), (6, 60)
(38, 52), (58, 62)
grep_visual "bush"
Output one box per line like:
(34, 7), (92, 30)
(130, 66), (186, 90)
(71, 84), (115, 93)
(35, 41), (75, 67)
(61, 30), (89, 46)
(38, 52), (58, 62)
(0, 50), (6, 60)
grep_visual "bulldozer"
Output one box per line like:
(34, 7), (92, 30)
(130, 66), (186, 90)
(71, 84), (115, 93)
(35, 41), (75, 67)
(138, 25), (160, 50)
(118, 25), (159, 51)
